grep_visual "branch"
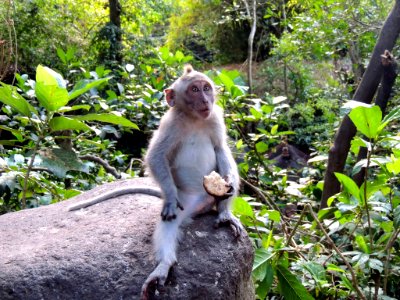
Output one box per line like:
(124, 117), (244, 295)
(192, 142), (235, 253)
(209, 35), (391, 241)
(306, 204), (366, 300)
(80, 155), (121, 179)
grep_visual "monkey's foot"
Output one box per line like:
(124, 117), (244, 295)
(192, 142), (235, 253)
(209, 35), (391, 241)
(141, 262), (171, 300)
(214, 211), (244, 238)
(161, 200), (184, 221)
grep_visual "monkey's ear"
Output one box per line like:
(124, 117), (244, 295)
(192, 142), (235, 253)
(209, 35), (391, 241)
(164, 88), (175, 107)
(184, 64), (193, 74)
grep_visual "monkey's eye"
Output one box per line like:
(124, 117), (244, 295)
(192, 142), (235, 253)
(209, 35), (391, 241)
(192, 86), (200, 92)
(203, 85), (211, 91)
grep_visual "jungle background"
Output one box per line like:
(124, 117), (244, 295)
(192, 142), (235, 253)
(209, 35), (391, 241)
(1, 0), (400, 299)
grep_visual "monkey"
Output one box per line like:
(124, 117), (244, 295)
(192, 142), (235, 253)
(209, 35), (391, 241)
(67, 65), (243, 298)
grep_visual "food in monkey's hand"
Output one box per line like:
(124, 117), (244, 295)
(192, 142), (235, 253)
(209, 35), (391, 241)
(203, 171), (231, 197)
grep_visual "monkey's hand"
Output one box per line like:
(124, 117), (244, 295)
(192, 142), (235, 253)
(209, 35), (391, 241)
(214, 210), (244, 238)
(161, 199), (184, 221)
(140, 262), (171, 300)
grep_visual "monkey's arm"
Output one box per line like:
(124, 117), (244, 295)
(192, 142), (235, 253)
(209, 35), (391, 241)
(67, 187), (162, 211)
(145, 121), (183, 221)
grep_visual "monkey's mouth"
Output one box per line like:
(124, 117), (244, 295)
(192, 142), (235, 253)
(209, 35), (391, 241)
(199, 108), (211, 118)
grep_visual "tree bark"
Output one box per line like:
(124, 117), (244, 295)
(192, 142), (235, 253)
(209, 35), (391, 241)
(321, 0), (400, 209)
(109, 0), (122, 64)
(243, 0), (257, 94)
(353, 51), (398, 186)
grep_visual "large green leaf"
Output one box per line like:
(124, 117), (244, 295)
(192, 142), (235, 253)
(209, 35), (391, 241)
(49, 116), (92, 132)
(232, 197), (254, 218)
(35, 65), (69, 112)
(256, 261), (274, 299)
(334, 172), (360, 202)
(68, 78), (109, 101)
(34, 148), (89, 178)
(70, 113), (139, 129)
(252, 248), (274, 281)
(0, 83), (38, 116)
(348, 105), (382, 139)
(276, 265), (315, 300)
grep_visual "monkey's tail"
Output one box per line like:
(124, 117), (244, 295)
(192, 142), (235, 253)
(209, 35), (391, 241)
(67, 187), (162, 211)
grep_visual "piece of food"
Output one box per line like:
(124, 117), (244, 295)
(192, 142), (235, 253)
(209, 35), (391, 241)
(203, 171), (230, 197)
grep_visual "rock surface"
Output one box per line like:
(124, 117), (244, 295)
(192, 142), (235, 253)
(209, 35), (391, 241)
(0, 178), (254, 300)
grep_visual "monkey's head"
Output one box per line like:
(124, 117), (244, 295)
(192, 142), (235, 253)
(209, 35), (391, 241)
(164, 65), (216, 119)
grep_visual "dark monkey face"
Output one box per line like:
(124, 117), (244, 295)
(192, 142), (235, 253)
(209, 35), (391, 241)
(184, 80), (215, 119)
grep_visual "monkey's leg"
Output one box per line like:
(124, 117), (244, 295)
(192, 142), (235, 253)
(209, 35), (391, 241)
(215, 200), (244, 237)
(140, 218), (180, 299)
(141, 192), (203, 299)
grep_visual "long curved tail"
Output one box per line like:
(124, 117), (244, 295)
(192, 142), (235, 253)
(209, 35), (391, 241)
(67, 187), (162, 211)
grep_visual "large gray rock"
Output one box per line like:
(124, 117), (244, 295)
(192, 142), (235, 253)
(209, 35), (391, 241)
(0, 178), (254, 300)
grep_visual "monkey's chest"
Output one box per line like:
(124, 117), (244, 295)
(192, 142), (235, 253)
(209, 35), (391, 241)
(171, 134), (216, 189)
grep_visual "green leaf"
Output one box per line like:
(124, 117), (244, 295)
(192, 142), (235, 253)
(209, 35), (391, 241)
(250, 107), (262, 120)
(276, 264), (314, 300)
(49, 117), (92, 132)
(334, 172), (360, 201)
(57, 105), (91, 113)
(0, 83), (38, 116)
(348, 105), (382, 139)
(266, 210), (281, 222)
(256, 141), (268, 154)
(355, 235), (370, 253)
(256, 262), (274, 299)
(302, 262), (326, 284)
(68, 78), (109, 101)
(394, 206), (400, 229)
(232, 197), (254, 218)
(216, 71), (234, 92)
(35, 65), (69, 111)
(327, 264), (345, 273)
(252, 248), (274, 280)
(71, 113), (139, 129)
(380, 107), (400, 131)
(0, 125), (24, 141)
(34, 148), (89, 178)
(270, 125), (279, 135)
(386, 155), (400, 175)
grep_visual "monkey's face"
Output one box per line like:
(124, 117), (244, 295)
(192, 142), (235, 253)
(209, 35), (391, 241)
(184, 80), (215, 119)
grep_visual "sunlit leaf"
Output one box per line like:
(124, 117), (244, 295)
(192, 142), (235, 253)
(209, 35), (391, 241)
(71, 113), (139, 129)
(348, 105), (382, 139)
(49, 116), (92, 132)
(334, 172), (360, 201)
(0, 83), (38, 116)
(68, 78), (109, 101)
(256, 141), (268, 154)
(355, 235), (370, 253)
(35, 65), (69, 111)
(232, 197), (254, 218)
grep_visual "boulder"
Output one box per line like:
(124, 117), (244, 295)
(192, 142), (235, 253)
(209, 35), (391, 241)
(0, 178), (254, 300)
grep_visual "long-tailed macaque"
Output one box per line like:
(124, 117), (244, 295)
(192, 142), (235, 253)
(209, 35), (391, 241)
(67, 65), (243, 298)
(141, 65), (242, 298)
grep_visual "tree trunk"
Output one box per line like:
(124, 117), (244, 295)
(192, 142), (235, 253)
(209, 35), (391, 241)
(109, 0), (122, 64)
(321, 0), (400, 209)
(243, 0), (257, 94)
(353, 51), (398, 186)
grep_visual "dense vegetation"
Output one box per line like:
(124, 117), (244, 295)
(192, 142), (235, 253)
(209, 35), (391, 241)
(1, 0), (400, 299)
